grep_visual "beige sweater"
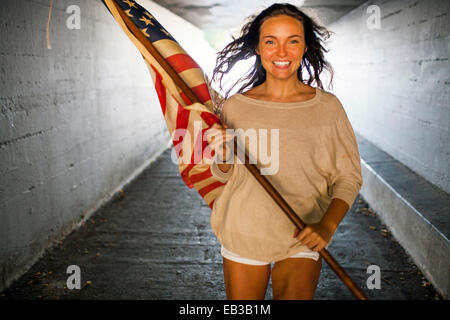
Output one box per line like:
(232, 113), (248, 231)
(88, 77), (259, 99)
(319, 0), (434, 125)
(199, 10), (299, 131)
(210, 87), (363, 262)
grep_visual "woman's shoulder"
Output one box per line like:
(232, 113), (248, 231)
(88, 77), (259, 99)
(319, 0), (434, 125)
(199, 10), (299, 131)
(318, 87), (338, 102)
(317, 89), (354, 128)
(215, 93), (243, 124)
(318, 88), (345, 113)
(222, 93), (244, 109)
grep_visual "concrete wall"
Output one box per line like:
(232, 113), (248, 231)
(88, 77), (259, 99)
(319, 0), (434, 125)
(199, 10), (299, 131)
(0, 0), (173, 291)
(325, 0), (449, 194)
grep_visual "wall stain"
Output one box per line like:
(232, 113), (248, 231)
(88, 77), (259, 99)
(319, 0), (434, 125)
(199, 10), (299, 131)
(382, 9), (402, 20)
(0, 128), (54, 147)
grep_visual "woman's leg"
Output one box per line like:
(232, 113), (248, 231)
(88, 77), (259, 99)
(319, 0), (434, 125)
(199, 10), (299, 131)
(222, 257), (271, 300)
(271, 256), (322, 300)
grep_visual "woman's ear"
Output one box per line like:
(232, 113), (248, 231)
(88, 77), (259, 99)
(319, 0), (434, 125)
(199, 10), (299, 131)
(304, 45), (308, 53)
(255, 45), (260, 55)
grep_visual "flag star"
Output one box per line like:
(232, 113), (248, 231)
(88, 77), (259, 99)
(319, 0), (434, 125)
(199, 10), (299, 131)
(123, 0), (137, 8)
(139, 16), (154, 26)
(141, 27), (150, 38)
(144, 11), (154, 20)
(160, 27), (170, 36)
(124, 9), (133, 17)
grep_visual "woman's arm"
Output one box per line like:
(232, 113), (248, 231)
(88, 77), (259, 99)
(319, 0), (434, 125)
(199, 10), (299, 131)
(319, 197), (350, 234)
(295, 97), (363, 252)
(294, 99), (362, 251)
(294, 197), (349, 252)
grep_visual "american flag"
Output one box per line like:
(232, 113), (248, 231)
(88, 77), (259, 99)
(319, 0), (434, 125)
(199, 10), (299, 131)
(103, 0), (226, 209)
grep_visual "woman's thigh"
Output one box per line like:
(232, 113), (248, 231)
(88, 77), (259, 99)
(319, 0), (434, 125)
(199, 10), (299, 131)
(222, 257), (271, 300)
(271, 256), (322, 300)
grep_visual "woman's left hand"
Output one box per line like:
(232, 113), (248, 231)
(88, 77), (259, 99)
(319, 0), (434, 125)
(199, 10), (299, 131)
(293, 222), (335, 252)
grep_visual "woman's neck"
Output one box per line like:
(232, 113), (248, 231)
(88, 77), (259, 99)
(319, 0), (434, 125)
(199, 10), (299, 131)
(244, 76), (315, 103)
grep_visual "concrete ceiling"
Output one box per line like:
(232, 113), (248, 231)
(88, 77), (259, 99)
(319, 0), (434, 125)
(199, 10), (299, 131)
(151, 0), (368, 30)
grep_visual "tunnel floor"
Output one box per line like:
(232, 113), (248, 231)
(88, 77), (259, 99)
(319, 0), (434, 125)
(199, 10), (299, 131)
(0, 148), (443, 300)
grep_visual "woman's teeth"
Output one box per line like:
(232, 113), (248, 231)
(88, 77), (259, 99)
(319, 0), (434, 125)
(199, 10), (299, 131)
(273, 61), (290, 66)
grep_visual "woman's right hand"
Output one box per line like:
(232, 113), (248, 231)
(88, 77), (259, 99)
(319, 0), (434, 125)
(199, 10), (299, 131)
(205, 123), (235, 163)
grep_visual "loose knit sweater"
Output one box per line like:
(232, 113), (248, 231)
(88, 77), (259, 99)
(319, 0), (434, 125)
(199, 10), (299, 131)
(210, 87), (363, 262)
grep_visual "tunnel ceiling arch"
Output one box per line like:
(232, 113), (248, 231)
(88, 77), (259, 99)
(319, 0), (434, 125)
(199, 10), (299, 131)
(150, 0), (368, 29)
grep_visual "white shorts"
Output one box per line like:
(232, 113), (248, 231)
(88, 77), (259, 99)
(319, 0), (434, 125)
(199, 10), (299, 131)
(220, 245), (320, 266)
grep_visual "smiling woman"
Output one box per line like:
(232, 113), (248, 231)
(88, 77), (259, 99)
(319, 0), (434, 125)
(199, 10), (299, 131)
(206, 3), (362, 300)
(212, 3), (334, 99)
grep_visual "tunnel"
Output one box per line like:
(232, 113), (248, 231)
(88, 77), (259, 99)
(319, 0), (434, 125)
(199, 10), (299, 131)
(0, 0), (448, 304)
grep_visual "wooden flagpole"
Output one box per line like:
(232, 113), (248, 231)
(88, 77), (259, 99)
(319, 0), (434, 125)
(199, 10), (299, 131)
(111, 0), (368, 300)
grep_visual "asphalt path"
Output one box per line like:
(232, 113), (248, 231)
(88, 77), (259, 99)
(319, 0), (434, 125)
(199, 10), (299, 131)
(1, 148), (442, 300)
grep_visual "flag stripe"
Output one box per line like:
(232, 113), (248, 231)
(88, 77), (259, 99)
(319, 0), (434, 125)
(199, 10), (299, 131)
(179, 91), (192, 105)
(151, 65), (167, 115)
(153, 39), (187, 59)
(166, 53), (201, 74)
(190, 167), (214, 184)
(179, 68), (208, 90)
(198, 181), (226, 198)
(191, 83), (212, 105)
(176, 102), (190, 132)
(200, 110), (220, 127)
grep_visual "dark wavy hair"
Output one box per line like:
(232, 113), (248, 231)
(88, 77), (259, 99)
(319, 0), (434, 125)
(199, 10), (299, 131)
(212, 3), (334, 98)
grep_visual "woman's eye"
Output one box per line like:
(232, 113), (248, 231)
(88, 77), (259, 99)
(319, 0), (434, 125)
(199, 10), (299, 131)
(265, 40), (274, 44)
(290, 39), (299, 44)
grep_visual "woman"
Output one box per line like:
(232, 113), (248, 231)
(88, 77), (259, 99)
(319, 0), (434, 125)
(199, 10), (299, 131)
(205, 3), (363, 300)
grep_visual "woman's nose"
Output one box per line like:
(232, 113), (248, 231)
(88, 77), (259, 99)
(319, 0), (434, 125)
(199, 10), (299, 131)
(277, 44), (287, 57)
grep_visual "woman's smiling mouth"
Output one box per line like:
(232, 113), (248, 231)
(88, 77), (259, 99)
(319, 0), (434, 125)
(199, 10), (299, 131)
(273, 60), (291, 68)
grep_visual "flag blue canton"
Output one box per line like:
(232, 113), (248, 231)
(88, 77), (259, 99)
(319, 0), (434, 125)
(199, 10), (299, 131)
(116, 0), (176, 42)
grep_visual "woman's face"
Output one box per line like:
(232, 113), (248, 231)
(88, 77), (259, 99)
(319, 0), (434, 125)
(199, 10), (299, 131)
(256, 15), (307, 81)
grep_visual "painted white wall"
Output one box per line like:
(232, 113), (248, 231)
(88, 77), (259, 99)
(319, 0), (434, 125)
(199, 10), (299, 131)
(0, 0), (216, 292)
(326, 0), (449, 193)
